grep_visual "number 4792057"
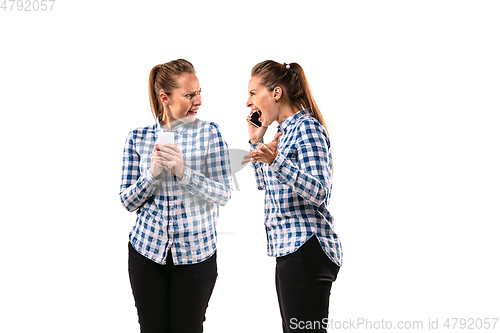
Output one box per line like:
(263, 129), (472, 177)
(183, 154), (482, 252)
(1, 0), (56, 11)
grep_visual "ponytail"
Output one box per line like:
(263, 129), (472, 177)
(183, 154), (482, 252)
(288, 62), (329, 138)
(148, 65), (163, 121)
(148, 59), (196, 122)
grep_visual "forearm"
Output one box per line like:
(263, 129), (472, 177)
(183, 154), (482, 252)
(120, 169), (160, 212)
(269, 152), (327, 207)
(178, 167), (232, 206)
(250, 142), (266, 190)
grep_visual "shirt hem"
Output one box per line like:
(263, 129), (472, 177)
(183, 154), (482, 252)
(267, 234), (343, 267)
(129, 238), (217, 266)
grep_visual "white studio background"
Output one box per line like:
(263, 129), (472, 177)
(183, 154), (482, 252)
(1, 1), (499, 332)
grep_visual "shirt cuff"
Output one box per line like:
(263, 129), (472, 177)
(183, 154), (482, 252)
(269, 152), (286, 173)
(178, 166), (192, 186)
(249, 142), (261, 150)
(146, 168), (161, 185)
(249, 142), (263, 169)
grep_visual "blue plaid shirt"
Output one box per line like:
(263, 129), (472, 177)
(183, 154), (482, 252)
(250, 109), (343, 266)
(120, 119), (233, 265)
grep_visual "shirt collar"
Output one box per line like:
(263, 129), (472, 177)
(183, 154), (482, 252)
(155, 118), (200, 134)
(277, 108), (312, 133)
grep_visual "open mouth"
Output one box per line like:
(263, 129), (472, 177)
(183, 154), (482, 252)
(255, 110), (262, 121)
(188, 110), (198, 116)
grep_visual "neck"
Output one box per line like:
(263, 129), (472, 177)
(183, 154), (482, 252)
(160, 106), (174, 131)
(161, 116), (188, 131)
(160, 117), (172, 131)
(277, 104), (299, 124)
(161, 121), (172, 131)
(160, 111), (174, 131)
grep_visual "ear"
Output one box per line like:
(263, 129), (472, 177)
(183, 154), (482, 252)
(159, 91), (169, 106)
(273, 86), (283, 101)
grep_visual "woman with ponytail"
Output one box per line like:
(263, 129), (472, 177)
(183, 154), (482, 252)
(243, 60), (343, 333)
(120, 59), (232, 332)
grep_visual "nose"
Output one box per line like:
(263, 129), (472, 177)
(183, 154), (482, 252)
(246, 97), (252, 108)
(193, 94), (202, 106)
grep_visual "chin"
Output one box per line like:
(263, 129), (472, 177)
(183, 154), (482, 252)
(183, 114), (197, 123)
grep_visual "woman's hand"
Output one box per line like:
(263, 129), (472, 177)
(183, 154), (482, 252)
(246, 111), (268, 144)
(242, 132), (283, 165)
(158, 144), (185, 179)
(150, 145), (169, 179)
(150, 144), (185, 179)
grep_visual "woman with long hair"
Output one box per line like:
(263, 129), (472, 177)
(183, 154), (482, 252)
(243, 60), (343, 333)
(120, 59), (232, 332)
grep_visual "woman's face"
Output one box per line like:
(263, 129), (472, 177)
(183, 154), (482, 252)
(246, 76), (278, 126)
(161, 73), (201, 124)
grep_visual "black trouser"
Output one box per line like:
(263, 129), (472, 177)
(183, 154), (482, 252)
(275, 236), (341, 333)
(128, 242), (217, 333)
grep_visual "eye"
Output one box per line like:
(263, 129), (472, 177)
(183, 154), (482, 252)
(185, 90), (201, 99)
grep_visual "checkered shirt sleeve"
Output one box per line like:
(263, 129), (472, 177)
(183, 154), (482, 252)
(178, 123), (232, 206)
(120, 127), (160, 212)
(269, 119), (331, 207)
